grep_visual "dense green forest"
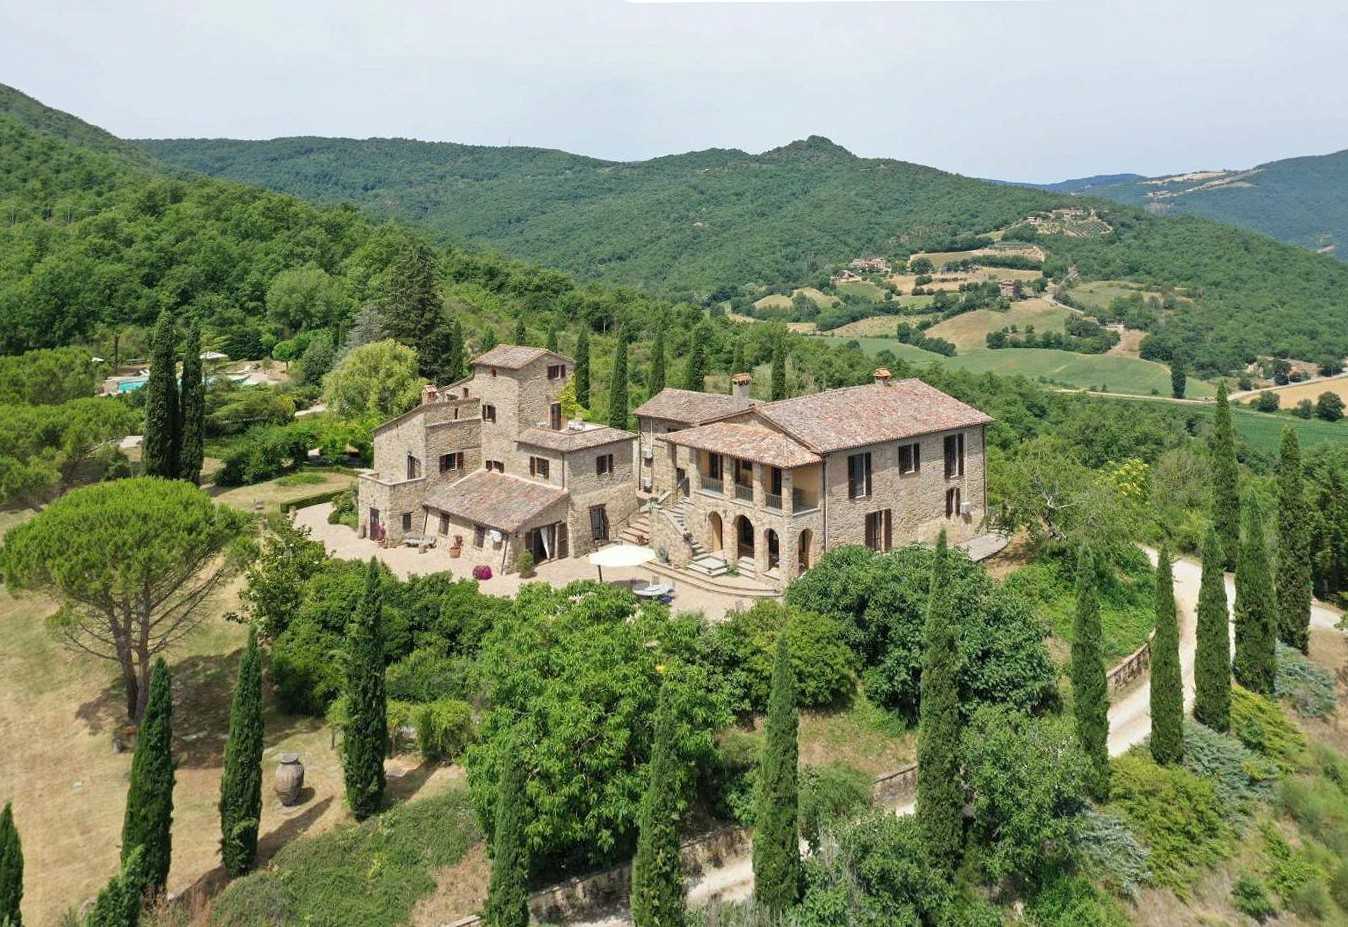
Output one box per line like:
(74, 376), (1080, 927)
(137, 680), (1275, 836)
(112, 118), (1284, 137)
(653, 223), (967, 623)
(140, 131), (1348, 375)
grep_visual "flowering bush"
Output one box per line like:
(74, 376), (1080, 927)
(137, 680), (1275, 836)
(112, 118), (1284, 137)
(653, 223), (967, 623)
(472, 564), (492, 581)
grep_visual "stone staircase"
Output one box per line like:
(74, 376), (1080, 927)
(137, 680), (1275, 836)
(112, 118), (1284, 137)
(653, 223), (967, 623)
(657, 499), (730, 577)
(618, 508), (652, 546)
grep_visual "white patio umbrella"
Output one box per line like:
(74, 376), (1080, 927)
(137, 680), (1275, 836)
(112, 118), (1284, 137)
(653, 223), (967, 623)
(588, 542), (656, 582)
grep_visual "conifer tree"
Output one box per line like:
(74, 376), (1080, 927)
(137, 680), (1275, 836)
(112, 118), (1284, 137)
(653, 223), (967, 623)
(480, 327), (499, 353)
(219, 627), (264, 877)
(1149, 546), (1184, 764)
(1071, 545), (1110, 800)
(1212, 381), (1241, 570)
(771, 340), (787, 402)
(1275, 426), (1312, 654)
(630, 682), (685, 927)
(121, 658), (174, 896)
(1234, 498), (1278, 695)
(513, 316), (527, 345)
(1194, 529), (1232, 733)
(916, 532), (964, 871)
(86, 846), (146, 927)
(608, 331), (629, 430)
(422, 315), (463, 386)
(753, 635), (800, 913)
(0, 802), (21, 927)
(683, 328), (707, 393)
(484, 739), (529, 927)
(650, 328), (666, 395)
(575, 327), (591, 407)
(142, 310), (180, 479)
(381, 241), (442, 377)
(177, 320), (205, 485)
(343, 558), (387, 820)
(730, 339), (745, 375)
(546, 324), (559, 353)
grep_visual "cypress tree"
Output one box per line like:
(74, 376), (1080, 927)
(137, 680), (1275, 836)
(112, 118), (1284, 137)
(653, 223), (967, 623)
(753, 635), (800, 913)
(730, 339), (745, 376)
(121, 658), (174, 896)
(343, 558), (387, 820)
(608, 331), (629, 430)
(575, 327), (591, 407)
(219, 627), (264, 877)
(142, 310), (180, 479)
(1234, 498), (1278, 695)
(771, 341), (787, 402)
(86, 846), (146, 927)
(1211, 382), (1241, 571)
(1170, 361), (1187, 399)
(546, 324), (559, 353)
(177, 320), (205, 485)
(683, 328), (707, 393)
(381, 241), (443, 377)
(1194, 529), (1232, 733)
(1275, 427), (1312, 654)
(650, 328), (666, 395)
(1071, 545), (1110, 801)
(630, 682), (685, 927)
(512, 316), (527, 346)
(480, 327), (499, 353)
(916, 532), (964, 871)
(1149, 546), (1184, 764)
(0, 802), (21, 927)
(484, 739), (530, 927)
(447, 319), (465, 383)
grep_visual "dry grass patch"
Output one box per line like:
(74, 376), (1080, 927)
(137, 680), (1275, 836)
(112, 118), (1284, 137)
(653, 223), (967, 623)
(409, 841), (491, 927)
(926, 297), (1072, 351)
(795, 693), (915, 777)
(1252, 376), (1348, 410)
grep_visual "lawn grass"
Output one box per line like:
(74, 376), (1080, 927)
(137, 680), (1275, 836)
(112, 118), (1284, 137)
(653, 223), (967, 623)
(209, 468), (356, 513)
(208, 788), (482, 927)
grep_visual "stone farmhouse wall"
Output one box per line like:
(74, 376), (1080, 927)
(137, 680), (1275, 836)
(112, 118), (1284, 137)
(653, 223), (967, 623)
(563, 439), (639, 556)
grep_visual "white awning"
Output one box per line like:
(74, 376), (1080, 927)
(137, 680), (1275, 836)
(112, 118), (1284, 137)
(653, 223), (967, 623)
(588, 543), (656, 569)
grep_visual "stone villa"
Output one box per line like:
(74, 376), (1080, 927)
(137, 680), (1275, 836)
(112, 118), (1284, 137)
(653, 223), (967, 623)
(358, 346), (991, 590)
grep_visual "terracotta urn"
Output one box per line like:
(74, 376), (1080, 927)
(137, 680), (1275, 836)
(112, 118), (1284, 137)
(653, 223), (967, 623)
(274, 753), (305, 806)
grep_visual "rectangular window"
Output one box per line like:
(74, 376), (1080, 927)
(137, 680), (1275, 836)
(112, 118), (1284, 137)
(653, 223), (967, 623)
(734, 457), (753, 488)
(550, 402), (563, 430)
(944, 433), (965, 478)
(946, 486), (962, 518)
(589, 505), (610, 542)
(439, 513), (450, 535)
(547, 364), (566, 380)
(482, 404), (497, 423)
(474, 524), (486, 547)
(439, 452), (462, 473)
(898, 442), (920, 475)
(708, 453), (723, 480)
(848, 452), (872, 499)
(769, 466), (783, 496)
(864, 510), (892, 551)
(529, 456), (550, 480)
(406, 455), (421, 480)
(401, 512), (413, 532)
(485, 460), (504, 473)
(596, 453), (614, 476)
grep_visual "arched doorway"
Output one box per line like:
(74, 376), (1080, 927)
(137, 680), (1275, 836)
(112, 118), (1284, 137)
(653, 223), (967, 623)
(735, 515), (755, 562)
(766, 529), (780, 571)
(797, 529), (813, 575)
(707, 512), (723, 554)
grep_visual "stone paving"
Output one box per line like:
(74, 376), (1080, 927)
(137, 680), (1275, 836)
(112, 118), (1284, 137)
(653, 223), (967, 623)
(292, 503), (766, 622)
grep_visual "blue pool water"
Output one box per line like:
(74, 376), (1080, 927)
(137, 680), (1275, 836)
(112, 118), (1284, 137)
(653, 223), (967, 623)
(116, 376), (148, 393)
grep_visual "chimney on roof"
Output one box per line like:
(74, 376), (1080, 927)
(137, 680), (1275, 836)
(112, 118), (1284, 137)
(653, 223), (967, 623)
(730, 372), (752, 400)
(874, 368), (892, 386)
(422, 384), (439, 405)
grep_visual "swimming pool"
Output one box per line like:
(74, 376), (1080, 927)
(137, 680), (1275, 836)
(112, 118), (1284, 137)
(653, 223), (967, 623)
(115, 376), (148, 393)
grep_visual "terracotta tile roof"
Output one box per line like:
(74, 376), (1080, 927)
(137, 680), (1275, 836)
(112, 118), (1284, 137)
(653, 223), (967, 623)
(665, 422), (820, 468)
(471, 344), (573, 370)
(518, 425), (634, 452)
(422, 470), (568, 532)
(758, 379), (993, 453)
(633, 388), (756, 425)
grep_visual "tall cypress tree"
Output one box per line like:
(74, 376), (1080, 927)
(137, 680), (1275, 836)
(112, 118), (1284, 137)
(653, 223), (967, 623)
(512, 316), (527, 346)
(916, 532), (964, 871)
(381, 241), (443, 378)
(1275, 426), (1312, 654)
(1211, 382), (1241, 571)
(1072, 545), (1110, 801)
(683, 328), (707, 393)
(649, 328), (666, 395)
(480, 326), (499, 353)
(753, 635), (800, 913)
(1150, 546), (1184, 765)
(1194, 529), (1232, 733)
(86, 846), (146, 927)
(121, 658), (174, 896)
(608, 331), (629, 431)
(177, 320), (205, 485)
(344, 559), (387, 820)
(447, 319), (465, 383)
(730, 339), (745, 376)
(1234, 498), (1278, 695)
(143, 310), (180, 479)
(771, 341), (787, 402)
(484, 739), (529, 927)
(0, 802), (21, 927)
(630, 682), (685, 927)
(575, 327), (591, 407)
(219, 627), (264, 877)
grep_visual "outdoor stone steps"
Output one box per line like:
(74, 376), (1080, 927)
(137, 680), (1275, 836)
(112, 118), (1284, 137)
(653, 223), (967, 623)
(688, 554), (729, 577)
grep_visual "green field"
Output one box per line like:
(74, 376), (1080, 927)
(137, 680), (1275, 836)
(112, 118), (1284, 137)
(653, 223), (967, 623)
(836, 280), (887, 303)
(1225, 407), (1346, 454)
(825, 336), (1216, 398)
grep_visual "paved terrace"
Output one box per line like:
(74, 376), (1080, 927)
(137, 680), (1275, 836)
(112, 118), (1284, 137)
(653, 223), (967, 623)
(293, 503), (766, 621)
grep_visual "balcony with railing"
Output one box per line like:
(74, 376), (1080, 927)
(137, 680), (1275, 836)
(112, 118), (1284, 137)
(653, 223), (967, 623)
(765, 492), (783, 510)
(702, 477), (723, 495)
(734, 482), (753, 503)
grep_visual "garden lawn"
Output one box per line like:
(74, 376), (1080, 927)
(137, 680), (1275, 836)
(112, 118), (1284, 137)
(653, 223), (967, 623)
(209, 468), (356, 513)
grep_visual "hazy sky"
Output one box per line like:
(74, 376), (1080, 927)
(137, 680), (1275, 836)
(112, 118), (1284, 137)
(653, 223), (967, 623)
(3, 0), (1346, 182)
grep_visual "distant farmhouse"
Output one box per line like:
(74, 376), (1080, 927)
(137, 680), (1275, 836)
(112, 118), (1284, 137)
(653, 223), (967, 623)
(360, 348), (992, 590)
(848, 256), (892, 274)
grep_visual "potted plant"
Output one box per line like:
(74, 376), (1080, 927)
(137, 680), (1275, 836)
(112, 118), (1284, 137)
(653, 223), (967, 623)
(448, 534), (463, 558)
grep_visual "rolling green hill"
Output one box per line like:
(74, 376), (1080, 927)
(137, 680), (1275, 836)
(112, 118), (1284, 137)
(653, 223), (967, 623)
(0, 83), (158, 171)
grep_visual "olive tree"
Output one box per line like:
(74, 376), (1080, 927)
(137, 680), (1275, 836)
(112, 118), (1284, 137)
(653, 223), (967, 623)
(0, 478), (245, 719)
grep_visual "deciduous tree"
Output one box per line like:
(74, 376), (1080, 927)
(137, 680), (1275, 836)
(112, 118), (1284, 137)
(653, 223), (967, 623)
(1276, 427), (1312, 654)
(1194, 530), (1232, 732)
(321, 339), (422, 419)
(143, 310), (180, 479)
(753, 635), (800, 913)
(1071, 545), (1110, 800)
(0, 478), (243, 719)
(630, 682), (686, 927)
(343, 559), (387, 820)
(1150, 546), (1183, 764)
(916, 531), (963, 871)
(219, 627), (264, 877)
(121, 659), (174, 896)
(1211, 382), (1240, 570)
(1234, 498), (1278, 695)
